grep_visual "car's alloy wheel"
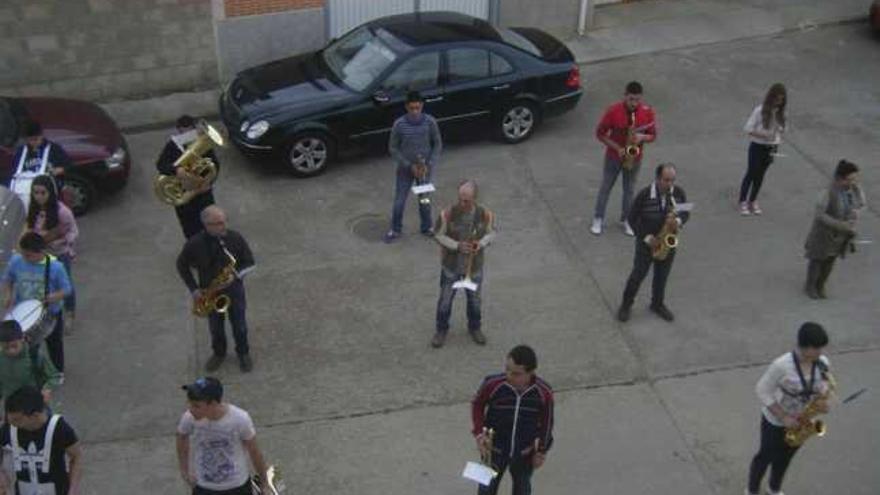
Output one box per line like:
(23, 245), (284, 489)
(61, 175), (95, 216)
(501, 103), (536, 143)
(287, 134), (330, 177)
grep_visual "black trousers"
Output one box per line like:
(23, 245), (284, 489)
(192, 481), (251, 495)
(739, 142), (775, 203)
(30, 313), (65, 372)
(478, 455), (534, 495)
(747, 415), (799, 494)
(176, 191), (215, 239)
(622, 241), (675, 307)
(208, 281), (249, 357)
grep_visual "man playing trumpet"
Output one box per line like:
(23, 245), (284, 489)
(617, 163), (689, 322)
(431, 180), (495, 348)
(471, 345), (554, 495)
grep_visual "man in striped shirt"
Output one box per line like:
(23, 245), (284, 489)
(471, 345), (554, 495)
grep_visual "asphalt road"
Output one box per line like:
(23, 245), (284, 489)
(58, 23), (879, 494)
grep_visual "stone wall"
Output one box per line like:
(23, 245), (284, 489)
(0, 0), (218, 101)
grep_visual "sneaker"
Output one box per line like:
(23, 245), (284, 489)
(57, 373), (65, 385)
(431, 331), (446, 348)
(383, 231), (400, 243)
(739, 202), (751, 216)
(622, 221), (634, 237)
(649, 303), (675, 322)
(469, 329), (487, 345)
(205, 355), (225, 372)
(63, 313), (75, 335)
(421, 229), (434, 238)
(590, 218), (603, 235)
(238, 354), (253, 373)
(765, 491), (784, 495)
(750, 202), (762, 215)
(617, 304), (631, 322)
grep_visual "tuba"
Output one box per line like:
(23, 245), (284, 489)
(652, 212), (679, 261)
(193, 245), (237, 317)
(251, 465), (286, 494)
(154, 121), (224, 206)
(784, 369), (837, 447)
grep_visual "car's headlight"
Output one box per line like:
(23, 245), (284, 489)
(245, 120), (269, 140)
(105, 147), (126, 169)
(239, 120), (250, 133)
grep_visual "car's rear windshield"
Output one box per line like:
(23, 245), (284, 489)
(498, 28), (541, 57)
(323, 26), (411, 92)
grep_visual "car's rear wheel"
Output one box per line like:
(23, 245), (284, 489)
(498, 101), (539, 144)
(61, 174), (96, 216)
(285, 132), (334, 177)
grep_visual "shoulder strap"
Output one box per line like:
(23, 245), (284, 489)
(43, 255), (51, 301)
(40, 414), (62, 472)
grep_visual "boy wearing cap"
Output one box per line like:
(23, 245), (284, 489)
(176, 377), (269, 495)
(0, 386), (83, 495)
(1, 233), (71, 378)
(0, 320), (61, 405)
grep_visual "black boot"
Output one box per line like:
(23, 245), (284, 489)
(804, 260), (821, 299)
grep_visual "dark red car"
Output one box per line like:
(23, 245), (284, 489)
(872, 0), (880, 32)
(0, 96), (131, 215)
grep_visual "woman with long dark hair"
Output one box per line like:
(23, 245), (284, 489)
(26, 175), (78, 337)
(740, 83), (787, 216)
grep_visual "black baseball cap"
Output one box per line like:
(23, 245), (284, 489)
(0, 320), (23, 342)
(182, 376), (223, 402)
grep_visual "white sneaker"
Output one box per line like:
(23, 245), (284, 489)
(590, 218), (603, 235)
(739, 202), (751, 216)
(623, 221), (634, 237)
(765, 491), (784, 495)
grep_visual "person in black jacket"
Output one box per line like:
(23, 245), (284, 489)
(177, 206), (256, 373)
(471, 345), (554, 495)
(617, 163), (690, 322)
(156, 115), (219, 239)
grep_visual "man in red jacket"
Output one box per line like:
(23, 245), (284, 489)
(591, 81), (657, 237)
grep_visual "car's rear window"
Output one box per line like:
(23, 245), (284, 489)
(498, 28), (541, 57)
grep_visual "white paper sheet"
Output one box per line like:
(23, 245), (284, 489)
(452, 278), (479, 292)
(462, 461), (497, 486)
(412, 183), (436, 195)
(675, 202), (695, 212)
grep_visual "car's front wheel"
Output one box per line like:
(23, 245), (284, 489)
(285, 132), (334, 177)
(498, 101), (539, 144)
(61, 174), (96, 216)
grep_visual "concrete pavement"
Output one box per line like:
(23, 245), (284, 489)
(48, 3), (880, 495)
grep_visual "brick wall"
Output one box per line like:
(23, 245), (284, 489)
(225, 0), (324, 17)
(0, 0), (218, 102)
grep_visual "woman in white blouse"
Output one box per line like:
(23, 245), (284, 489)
(739, 83), (787, 216)
(746, 322), (831, 495)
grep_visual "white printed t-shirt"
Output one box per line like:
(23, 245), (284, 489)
(177, 404), (256, 491)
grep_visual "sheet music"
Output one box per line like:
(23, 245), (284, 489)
(462, 461), (497, 486)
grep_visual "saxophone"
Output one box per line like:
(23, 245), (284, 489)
(784, 369), (837, 447)
(652, 212), (679, 261)
(251, 465), (286, 494)
(620, 110), (641, 170)
(192, 247), (237, 317)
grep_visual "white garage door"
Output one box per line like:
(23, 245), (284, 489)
(327, 0), (490, 39)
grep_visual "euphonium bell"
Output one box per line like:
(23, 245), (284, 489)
(154, 120), (224, 206)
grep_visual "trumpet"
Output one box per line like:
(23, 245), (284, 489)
(413, 155), (431, 205)
(251, 465), (286, 494)
(480, 427), (496, 470)
(154, 120), (224, 206)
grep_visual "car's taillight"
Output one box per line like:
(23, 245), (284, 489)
(565, 65), (581, 89)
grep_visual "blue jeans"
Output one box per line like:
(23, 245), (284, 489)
(477, 454), (534, 495)
(436, 268), (482, 333)
(593, 154), (641, 222)
(58, 253), (76, 313)
(208, 281), (249, 357)
(390, 165), (432, 234)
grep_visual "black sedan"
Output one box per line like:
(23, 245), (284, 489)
(220, 11), (582, 177)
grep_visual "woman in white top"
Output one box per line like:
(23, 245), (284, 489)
(739, 83), (787, 216)
(746, 322), (831, 495)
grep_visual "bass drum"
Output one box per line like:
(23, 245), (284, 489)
(4, 299), (56, 345)
(0, 186), (26, 273)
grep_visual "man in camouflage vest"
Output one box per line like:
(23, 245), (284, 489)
(432, 180), (496, 348)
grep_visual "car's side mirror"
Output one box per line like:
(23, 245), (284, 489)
(372, 91), (391, 105)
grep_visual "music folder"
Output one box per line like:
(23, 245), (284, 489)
(452, 278), (479, 292)
(412, 183), (436, 195)
(462, 461), (497, 486)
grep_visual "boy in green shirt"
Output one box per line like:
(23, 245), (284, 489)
(0, 320), (60, 404)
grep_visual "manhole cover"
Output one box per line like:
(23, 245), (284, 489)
(350, 214), (387, 242)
